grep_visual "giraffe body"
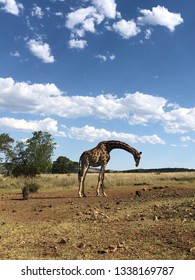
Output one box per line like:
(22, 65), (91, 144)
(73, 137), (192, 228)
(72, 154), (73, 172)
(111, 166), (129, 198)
(78, 140), (142, 197)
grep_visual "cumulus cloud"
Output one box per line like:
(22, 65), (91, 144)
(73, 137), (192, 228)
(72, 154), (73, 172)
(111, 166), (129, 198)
(0, 117), (58, 133)
(92, 0), (117, 19)
(65, 0), (118, 48)
(65, 3), (183, 48)
(113, 19), (141, 39)
(0, 77), (61, 113)
(123, 92), (167, 125)
(163, 108), (195, 133)
(65, 125), (165, 144)
(31, 4), (44, 19)
(1, 77), (195, 135)
(27, 39), (55, 63)
(65, 6), (103, 38)
(0, 115), (164, 144)
(68, 39), (88, 49)
(66, 0), (117, 34)
(0, 0), (23, 15)
(137, 5), (183, 32)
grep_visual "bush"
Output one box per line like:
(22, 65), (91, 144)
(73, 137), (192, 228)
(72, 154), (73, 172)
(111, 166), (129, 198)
(23, 182), (40, 193)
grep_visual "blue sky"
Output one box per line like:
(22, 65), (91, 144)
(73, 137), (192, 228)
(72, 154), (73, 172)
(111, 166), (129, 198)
(0, 0), (195, 170)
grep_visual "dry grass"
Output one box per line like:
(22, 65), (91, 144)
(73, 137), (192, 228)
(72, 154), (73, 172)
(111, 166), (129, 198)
(1, 171), (195, 192)
(0, 172), (194, 260)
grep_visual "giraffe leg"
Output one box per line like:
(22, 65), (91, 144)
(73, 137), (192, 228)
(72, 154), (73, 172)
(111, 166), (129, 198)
(78, 166), (88, 197)
(101, 168), (107, 196)
(101, 169), (107, 197)
(96, 171), (101, 196)
(96, 167), (107, 197)
(78, 173), (83, 198)
(81, 167), (89, 197)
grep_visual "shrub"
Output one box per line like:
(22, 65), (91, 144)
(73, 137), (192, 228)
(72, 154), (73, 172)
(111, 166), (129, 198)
(23, 182), (40, 193)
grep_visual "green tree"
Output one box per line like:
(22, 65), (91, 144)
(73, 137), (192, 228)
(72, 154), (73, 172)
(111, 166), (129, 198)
(52, 156), (78, 174)
(0, 133), (14, 162)
(11, 131), (56, 177)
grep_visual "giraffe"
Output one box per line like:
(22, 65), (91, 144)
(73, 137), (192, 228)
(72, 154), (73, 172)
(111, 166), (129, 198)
(78, 140), (142, 197)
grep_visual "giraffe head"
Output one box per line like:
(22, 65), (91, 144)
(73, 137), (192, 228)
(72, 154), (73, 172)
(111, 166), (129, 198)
(134, 151), (142, 167)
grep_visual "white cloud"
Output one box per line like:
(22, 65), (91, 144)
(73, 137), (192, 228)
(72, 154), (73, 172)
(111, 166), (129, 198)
(65, 3), (182, 47)
(66, 7), (96, 30)
(27, 39), (55, 63)
(121, 92), (167, 125)
(95, 54), (107, 62)
(113, 19), (141, 39)
(144, 28), (153, 39)
(0, 77), (61, 113)
(163, 108), (195, 133)
(68, 39), (88, 49)
(137, 5), (183, 32)
(65, 1), (118, 48)
(92, 0), (117, 19)
(1, 77), (195, 135)
(55, 12), (63, 17)
(95, 53), (115, 62)
(180, 136), (191, 142)
(109, 54), (115, 60)
(0, 0), (23, 15)
(0, 116), (165, 145)
(181, 136), (195, 143)
(10, 51), (20, 57)
(65, 6), (103, 38)
(31, 4), (44, 19)
(0, 117), (58, 133)
(65, 125), (165, 144)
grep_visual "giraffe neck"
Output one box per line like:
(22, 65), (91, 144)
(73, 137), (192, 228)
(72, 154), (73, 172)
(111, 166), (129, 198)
(102, 141), (139, 156)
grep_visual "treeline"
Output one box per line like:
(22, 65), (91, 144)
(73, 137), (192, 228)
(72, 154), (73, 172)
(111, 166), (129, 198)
(108, 168), (195, 173)
(0, 131), (57, 177)
(51, 156), (78, 174)
(1, 132), (194, 177)
(0, 132), (79, 176)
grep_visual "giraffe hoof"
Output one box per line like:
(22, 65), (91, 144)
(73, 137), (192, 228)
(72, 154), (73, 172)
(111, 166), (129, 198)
(78, 192), (86, 198)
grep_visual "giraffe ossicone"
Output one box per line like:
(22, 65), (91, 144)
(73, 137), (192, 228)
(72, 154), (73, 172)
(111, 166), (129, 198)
(78, 140), (142, 198)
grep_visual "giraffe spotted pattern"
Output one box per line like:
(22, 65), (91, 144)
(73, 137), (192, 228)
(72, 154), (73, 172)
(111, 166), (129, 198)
(78, 140), (142, 197)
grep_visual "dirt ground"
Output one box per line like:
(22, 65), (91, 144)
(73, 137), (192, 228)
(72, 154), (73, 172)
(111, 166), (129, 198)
(0, 185), (195, 260)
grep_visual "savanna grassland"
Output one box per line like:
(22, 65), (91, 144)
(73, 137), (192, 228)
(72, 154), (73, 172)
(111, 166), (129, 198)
(0, 172), (195, 260)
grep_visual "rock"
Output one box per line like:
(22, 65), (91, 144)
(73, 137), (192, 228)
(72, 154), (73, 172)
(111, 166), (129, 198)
(59, 238), (67, 245)
(135, 191), (141, 197)
(117, 242), (124, 248)
(154, 204), (160, 210)
(108, 245), (118, 253)
(190, 247), (195, 253)
(78, 242), (86, 248)
(97, 249), (109, 254)
(142, 188), (148, 191)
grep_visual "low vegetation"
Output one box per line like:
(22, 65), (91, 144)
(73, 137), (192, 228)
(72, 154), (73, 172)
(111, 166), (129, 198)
(0, 172), (194, 260)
